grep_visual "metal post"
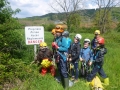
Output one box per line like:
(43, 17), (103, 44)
(34, 45), (37, 58)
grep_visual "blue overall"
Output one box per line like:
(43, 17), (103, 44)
(80, 47), (93, 62)
(87, 48), (107, 82)
(55, 36), (68, 78)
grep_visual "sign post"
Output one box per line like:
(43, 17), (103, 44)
(25, 26), (44, 60)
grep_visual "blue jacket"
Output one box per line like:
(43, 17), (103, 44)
(55, 36), (68, 61)
(66, 37), (72, 49)
(55, 36), (68, 52)
(80, 47), (93, 62)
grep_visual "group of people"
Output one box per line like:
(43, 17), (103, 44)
(35, 24), (109, 89)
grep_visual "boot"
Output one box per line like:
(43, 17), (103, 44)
(104, 78), (109, 85)
(64, 78), (69, 90)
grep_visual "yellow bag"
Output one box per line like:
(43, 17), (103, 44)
(41, 59), (52, 68)
(90, 76), (104, 90)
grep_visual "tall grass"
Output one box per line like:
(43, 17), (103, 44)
(12, 30), (120, 90)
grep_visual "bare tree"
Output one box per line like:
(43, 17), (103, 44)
(94, 0), (120, 33)
(50, 0), (83, 31)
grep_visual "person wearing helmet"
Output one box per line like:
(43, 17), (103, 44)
(62, 30), (72, 49)
(68, 34), (82, 83)
(52, 25), (69, 89)
(51, 29), (56, 41)
(36, 42), (55, 76)
(86, 37), (109, 86)
(79, 38), (93, 78)
(91, 30), (101, 51)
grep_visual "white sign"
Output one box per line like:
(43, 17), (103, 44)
(25, 26), (44, 45)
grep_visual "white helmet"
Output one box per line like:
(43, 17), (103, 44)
(75, 34), (82, 40)
(84, 38), (91, 44)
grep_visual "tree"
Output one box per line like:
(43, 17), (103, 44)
(93, 0), (120, 33)
(0, 0), (22, 58)
(50, 0), (83, 32)
(94, 9), (112, 33)
(68, 13), (81, 32)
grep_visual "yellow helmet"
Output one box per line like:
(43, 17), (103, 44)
(94, 30), (100, 35)
(40, 42), (47, 47)
(51, 29), (56, 35)
(55, 25), (64, 33)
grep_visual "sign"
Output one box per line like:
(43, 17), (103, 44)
(25, 26), (44, 45)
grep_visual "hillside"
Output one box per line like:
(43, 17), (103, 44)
(18, 7), (120, 28)
(23, 7), (120, 21)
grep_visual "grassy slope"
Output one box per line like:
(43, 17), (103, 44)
(12, 30), (120, 90)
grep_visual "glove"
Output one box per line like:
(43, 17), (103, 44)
(52, 42), (55, 47)
(52, 42), (59, 49)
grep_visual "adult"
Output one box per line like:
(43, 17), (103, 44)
(52, 25), (69, 89)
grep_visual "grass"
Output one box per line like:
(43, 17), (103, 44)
(12, 30), (120, 90)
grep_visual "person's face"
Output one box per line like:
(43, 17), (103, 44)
(74, 38), (78, 43)
(95, 34), (100, 38)
(56, 32), (61, 37)
(52, 33), (56, 37)
(84, 42), (89, 48)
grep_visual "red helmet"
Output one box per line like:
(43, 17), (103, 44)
(97, 37), (105, 45)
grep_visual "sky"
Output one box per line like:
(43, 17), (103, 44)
(8, 0), (98, 18)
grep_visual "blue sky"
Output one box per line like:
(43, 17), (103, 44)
(8, 0), (98, 18)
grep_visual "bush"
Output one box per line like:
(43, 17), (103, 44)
(42, 24), (55, 31)
(0, 52), (37, 89)
(70, 27), (98, 33)
(116, 22), (120, 32)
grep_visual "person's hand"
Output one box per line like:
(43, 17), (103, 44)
(67, 58), (69, 61)
(69, 58), (72, 62)
(89, 61), (92, 66)
(52, 42), (59, 49)
(52, 42), (55, 47)
(80, 57), (83, 61)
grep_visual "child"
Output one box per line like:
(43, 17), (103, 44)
(36, 42), (55, 76)
(86, 37), (109, 85)
(91, 30), (101, 51)
(68, 34), (82, 83)
(79, 39), (93, 78)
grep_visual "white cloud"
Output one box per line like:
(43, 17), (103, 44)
(87, 4), (98, 9)
(9, 0), (53, 18)
(8, 0), (101, 18)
